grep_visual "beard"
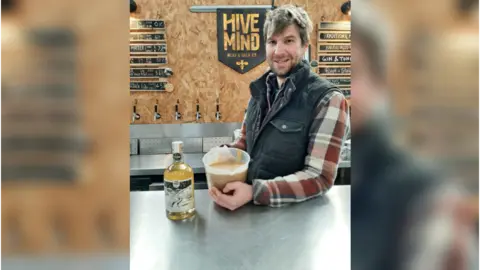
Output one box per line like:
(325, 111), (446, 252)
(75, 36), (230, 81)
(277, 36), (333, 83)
(268, 53), (303, 78)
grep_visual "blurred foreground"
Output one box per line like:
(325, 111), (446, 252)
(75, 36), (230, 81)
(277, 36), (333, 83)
(351, 0), (478, 269)
(1, 0), (478, 269)
(1, 0), (130, 267)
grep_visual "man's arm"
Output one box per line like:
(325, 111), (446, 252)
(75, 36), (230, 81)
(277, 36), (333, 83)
(252, 91), (350, 207)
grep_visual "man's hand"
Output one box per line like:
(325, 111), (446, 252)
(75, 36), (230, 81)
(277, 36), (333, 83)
(208, 181), (253, 211)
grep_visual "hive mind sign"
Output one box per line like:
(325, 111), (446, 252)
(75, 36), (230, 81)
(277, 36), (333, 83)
(217, 9), (267, 74)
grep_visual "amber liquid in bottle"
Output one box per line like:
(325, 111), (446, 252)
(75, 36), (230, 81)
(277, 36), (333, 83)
(164, 141), (196, 221)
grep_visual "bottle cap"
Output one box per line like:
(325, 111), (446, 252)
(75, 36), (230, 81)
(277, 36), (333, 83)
(172, 141), (183, 154)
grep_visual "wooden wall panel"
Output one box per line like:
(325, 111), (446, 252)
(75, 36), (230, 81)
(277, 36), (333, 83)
(2, 0), (130, 254)
(130, 0), (350, 124)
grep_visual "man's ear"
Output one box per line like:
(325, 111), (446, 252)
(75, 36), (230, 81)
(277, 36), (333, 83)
(301, 43), (309, 55)
(302, 43), (309, 59)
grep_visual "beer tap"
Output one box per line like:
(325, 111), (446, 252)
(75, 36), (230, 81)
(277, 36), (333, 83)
(215, 98), (221, 121)
(153, 99), (161, 121)
(195, 99), (202, 121)
(174, 99), (182, 120)
(132, 99), (140, 123)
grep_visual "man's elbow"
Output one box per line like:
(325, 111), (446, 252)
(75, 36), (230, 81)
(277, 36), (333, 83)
(312, 174), (335, 197)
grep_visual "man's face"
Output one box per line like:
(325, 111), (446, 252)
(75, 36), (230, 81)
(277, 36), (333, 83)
(266, 24), (307, 77)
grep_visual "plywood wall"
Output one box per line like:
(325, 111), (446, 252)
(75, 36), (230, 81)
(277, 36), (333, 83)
(130, 0), (350, 124)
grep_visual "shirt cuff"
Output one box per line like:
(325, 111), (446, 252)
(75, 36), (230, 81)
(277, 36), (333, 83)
(252, 179), (271, 205)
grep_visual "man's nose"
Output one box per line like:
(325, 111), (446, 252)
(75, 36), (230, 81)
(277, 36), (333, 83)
(274, 42), (287, 55)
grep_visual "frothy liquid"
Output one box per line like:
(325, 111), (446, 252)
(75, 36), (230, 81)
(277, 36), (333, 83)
(209, 161), (244, 171)
(206, 161), (247, 191)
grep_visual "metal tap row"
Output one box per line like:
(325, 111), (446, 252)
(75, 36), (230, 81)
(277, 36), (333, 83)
(131, 99), (223, 123)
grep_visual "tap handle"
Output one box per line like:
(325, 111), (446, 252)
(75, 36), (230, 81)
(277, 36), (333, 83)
(154, 104), (158, 112)
(164, 68), (173, 77)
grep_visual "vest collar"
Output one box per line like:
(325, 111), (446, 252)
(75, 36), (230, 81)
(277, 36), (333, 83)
(250, 59), (311, 100)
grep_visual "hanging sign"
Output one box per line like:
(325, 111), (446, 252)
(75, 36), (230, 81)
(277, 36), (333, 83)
(217, 8), (267, 74)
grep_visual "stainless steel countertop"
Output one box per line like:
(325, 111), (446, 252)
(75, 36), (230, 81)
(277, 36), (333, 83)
(130, 154), (351, 176)
(130, 186), (351, 270)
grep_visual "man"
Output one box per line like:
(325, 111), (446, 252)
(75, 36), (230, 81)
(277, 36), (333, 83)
(350, 2), (477, 270)
(209, 5), (350, 210)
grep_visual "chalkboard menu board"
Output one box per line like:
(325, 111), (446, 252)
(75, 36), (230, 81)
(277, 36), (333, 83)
(130, 44), (167, 54)
(130, 20), (165, 30)
(318, 66), (351, 75)
(130, 56), (167, 65)
(130, 33), (166, 42)
(317, 21), (351, 96)
(129, 18), (172, 92)
(130, 68), (172, 78)
(327, 78), (350, 87)
(318, 31), (350, 42)
(130, 82), (167, 91)
(318, 54), (351, 64)
(318, 22), (351, 30)
(317, 43), (351, 52)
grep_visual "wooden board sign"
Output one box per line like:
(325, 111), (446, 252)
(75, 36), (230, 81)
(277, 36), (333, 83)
(130, 81), (167, 91)
(318, 22), (351, 30)
(130, 33), (166, 42)
(130, 68), (172, 78)
(216, 8), (268, 74)
(130, 56), (167, 65)
(327, 78), (351, 87)
(317, 43), (351, 52)
(130, 44), (167, 54)
(318, 31), (350, 42)
(318, 54), (351, 64)
(318, 66), (351, 75)
(130, 20), (165, 30)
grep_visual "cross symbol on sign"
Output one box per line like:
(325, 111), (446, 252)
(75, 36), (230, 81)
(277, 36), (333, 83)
(236, 60), (249, 70)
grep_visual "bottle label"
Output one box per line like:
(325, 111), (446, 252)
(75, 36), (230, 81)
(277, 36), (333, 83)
(164, 178), (194, 212)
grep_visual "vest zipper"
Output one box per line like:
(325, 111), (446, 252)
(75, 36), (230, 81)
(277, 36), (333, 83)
(250, 87), (292, 152)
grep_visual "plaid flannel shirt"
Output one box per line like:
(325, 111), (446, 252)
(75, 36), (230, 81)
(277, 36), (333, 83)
(230, 75), (350, 207)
